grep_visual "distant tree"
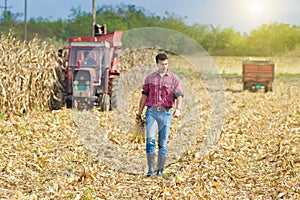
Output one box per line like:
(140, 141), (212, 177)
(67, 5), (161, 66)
(200, 26), (243, 55)
(1, 4), (300, 57)
(187, 23), (210, 47)
(65, 7), (93, 37)
(0, 11), (23, 37)
(247, 23), (300, 56)
(96, 5), (130, 32)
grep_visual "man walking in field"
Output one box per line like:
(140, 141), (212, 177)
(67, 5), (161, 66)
(137, 53), (184, 177)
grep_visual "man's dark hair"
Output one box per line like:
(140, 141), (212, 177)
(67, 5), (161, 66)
(155, 53), (168, 64)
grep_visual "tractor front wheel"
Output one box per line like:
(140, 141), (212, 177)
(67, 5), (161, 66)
(109, 78), (120, 110)
(101, 94), (110, 112)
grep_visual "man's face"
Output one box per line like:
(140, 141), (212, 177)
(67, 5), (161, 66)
(157, 59), (168, 73)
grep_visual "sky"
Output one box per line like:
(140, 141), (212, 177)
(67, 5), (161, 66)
(3, 0), (300, 33)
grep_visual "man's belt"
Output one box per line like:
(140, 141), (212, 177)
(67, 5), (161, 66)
(149, 106), (171, 112)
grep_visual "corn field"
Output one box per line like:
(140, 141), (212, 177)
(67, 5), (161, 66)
(0, 34), (300, 199)
(0, 33), (63, 116)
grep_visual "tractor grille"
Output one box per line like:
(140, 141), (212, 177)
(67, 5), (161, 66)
(73, 70), (91, 90)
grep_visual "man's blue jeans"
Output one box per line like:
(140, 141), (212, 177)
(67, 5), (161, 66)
(145, 107), (172, 157)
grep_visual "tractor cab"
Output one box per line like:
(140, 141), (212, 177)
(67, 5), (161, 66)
(65, 40), (111, 109)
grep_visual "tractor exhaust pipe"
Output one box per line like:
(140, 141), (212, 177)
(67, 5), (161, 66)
(92, 0), (96, 36)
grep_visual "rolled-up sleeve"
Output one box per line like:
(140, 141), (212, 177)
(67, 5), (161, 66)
(142, 77), (150, 96)
(173, 75), (184, 98)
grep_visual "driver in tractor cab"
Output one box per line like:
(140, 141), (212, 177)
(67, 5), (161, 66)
(82, 51), (97, 66)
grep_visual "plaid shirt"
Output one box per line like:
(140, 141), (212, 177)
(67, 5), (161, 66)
(142, 70), (183, 109)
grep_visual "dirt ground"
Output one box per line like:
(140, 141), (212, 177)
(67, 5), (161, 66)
(0, 72), (300, 199)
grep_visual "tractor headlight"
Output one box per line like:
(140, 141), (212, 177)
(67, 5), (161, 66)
(86, 81), (91, 85)
(74, 80), (78, 85)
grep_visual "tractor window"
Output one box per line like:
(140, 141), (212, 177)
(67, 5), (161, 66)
(70, 48), (102, 67)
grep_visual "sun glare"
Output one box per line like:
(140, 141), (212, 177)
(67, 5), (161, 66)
(249, 1), (264, 15)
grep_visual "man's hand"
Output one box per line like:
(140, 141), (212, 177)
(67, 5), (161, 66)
(136, 112), (145, 125)
(173, 108), (181, 118)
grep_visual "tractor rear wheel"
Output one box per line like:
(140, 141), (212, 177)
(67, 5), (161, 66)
(264, 86), (269, 93)
(49, 63), (67, 110)
(49, 92), (64, 110)
(243, 82), (247, 90)
(269, 83), (273, 92)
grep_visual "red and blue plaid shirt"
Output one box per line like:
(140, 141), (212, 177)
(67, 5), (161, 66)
(142, 70), (183, 109)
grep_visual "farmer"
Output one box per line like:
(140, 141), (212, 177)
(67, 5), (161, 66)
(82, 51), (97, 66)
(137, 53), (183, 177)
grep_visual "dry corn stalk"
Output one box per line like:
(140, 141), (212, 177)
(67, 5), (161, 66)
(118, 48), (160, 72)
(0, 32), (64, 116)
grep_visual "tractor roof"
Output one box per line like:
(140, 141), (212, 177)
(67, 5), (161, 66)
(69, 31), (123, 48)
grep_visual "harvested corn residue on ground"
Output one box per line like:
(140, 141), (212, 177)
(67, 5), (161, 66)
(1, 76), (299, 199)
(1, 34), (300, 198)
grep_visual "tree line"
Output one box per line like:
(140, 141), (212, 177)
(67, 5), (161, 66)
(1, 4), (300, 56)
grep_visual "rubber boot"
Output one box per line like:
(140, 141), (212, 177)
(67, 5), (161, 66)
(156, 156), (166, 177)
(147, 153), (155, 177)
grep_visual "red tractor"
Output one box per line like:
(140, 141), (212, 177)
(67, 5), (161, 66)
(52, 25), (122, 110)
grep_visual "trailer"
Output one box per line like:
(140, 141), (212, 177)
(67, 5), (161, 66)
(242, 58), (275, 92)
